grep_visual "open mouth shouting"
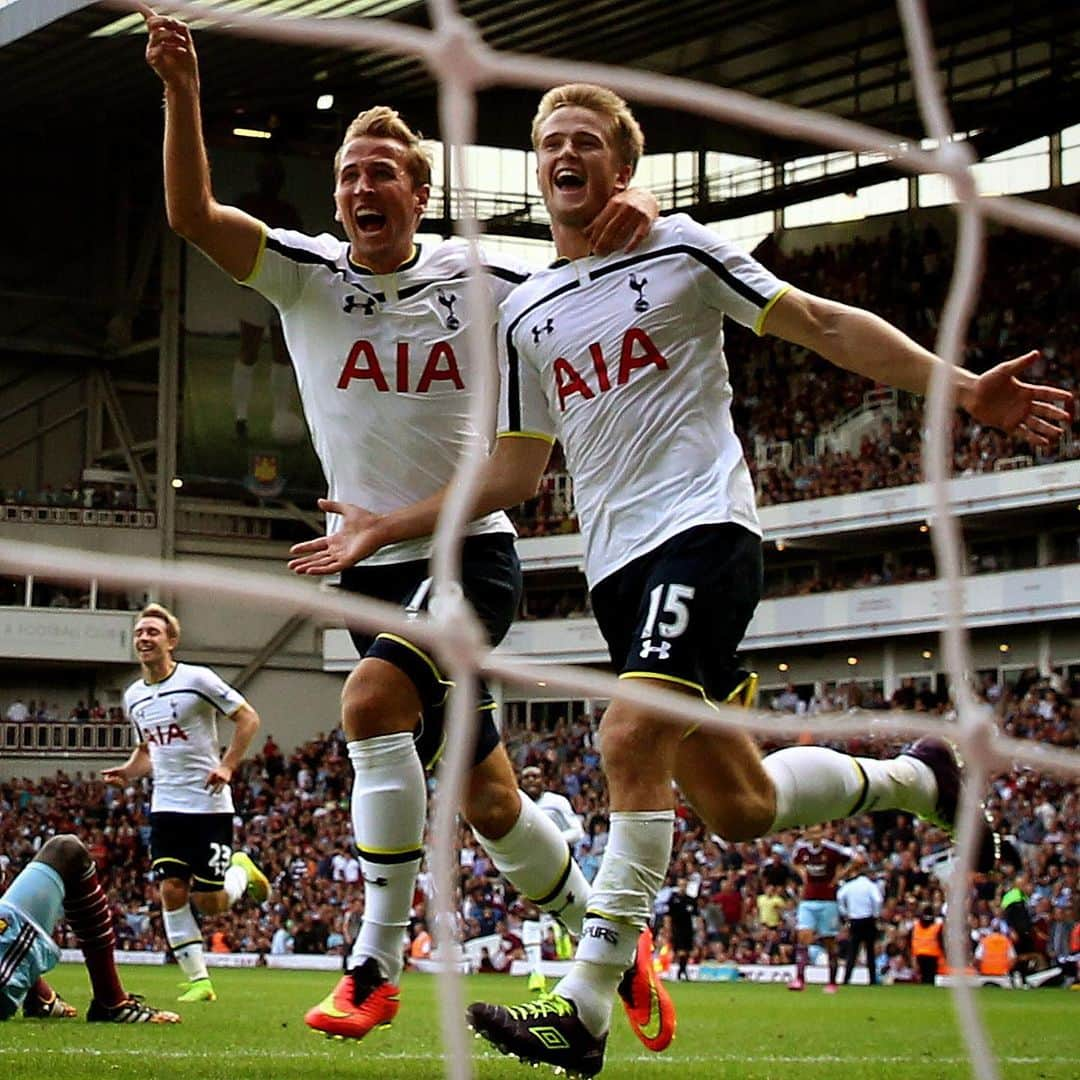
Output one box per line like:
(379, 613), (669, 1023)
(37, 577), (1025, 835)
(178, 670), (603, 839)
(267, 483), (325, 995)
(553, 167), (586, 193)
(354, 207), (388, 234)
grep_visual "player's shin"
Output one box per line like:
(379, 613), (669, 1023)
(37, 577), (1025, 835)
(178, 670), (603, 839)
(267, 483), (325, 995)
(762, 746), (937, 830)
(64, 861), (125, 1007)
(163, 902), (210, 984)
(476, 790), (589, 935)
(346, 732), (425, 984)
(553, 810), (673, 1039)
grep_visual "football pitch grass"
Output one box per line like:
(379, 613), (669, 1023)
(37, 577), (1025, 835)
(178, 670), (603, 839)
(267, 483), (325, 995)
(2, 967), (1077, 1079)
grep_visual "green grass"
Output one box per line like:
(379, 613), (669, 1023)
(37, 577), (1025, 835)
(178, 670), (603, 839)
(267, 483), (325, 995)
(1, 966), (1076, 1079)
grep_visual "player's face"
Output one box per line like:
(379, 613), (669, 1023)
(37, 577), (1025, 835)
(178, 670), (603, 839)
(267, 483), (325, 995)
(806, 824), (823, 847)
(535, 106), (632, 230)
(521, 771), (543, 798)
(133, 617), (173, 667)
(334, 136), (430, 272)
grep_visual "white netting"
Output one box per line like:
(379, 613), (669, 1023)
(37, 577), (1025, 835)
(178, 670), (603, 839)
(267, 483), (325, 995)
(6, 2), (1080, 1077)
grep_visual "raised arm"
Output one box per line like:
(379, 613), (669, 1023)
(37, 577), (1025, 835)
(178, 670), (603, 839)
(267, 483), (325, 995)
(287, 435), (553, 575)
(139, 4), (264, 281)
(761, 287), (1073, 448)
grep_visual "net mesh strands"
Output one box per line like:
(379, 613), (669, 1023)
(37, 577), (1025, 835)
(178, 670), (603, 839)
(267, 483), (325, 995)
(6, 2), (1080, 1077)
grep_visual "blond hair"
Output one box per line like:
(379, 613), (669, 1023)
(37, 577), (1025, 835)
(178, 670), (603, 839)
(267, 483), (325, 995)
(334, 106), (432, 187)
(137, 603), (180, 645)
(531, 84), (645, 174)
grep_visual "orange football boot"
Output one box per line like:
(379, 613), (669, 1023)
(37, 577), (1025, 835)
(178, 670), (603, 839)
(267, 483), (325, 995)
(616, 927), (676, 1052)
(305, 957), (400, 1040)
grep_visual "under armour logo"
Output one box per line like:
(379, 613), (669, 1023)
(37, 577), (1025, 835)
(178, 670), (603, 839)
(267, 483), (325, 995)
(344, 294), (377, 315)
(362, 872), (389, 887)
(437, 289), (460, 329)
(531, 318), (554, 345)
(629, 273), (649, 312)
(639, 640), (672, 660)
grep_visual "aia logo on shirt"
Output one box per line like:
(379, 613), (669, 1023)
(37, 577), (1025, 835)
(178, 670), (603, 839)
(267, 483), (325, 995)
(337, 340), (464, 393)
(552, 327), (668, 412)
(140, 722), (189, 746)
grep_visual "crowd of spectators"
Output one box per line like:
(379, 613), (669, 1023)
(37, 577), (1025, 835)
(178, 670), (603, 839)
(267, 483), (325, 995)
(508, 226), (1080, 536)
(1, 670), (1075, 983)
(4, 697), (124, 725)
(0, 481), (140, 511)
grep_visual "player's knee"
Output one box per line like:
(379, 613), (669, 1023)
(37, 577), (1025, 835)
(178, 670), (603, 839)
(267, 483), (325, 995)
(191, 891), (227, 916)
(37, 833), (90, 882)
(599, 706), (676, 780)
(719, 787), (775, 842)
(160, 877), (190, 910)
(341, 680), (413, 740)
(463, 779), (520, 840)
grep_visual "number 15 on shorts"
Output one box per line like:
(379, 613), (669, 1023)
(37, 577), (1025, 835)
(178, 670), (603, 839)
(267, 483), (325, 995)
(640, 584), (695, 659)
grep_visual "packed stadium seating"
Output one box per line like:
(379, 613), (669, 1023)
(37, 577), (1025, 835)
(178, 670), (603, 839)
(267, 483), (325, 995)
(2, 670), (1075, 978)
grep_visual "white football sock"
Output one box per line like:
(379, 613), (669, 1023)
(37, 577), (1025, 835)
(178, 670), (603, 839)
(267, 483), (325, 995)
(163, 903), (209, 982)
(270, 361), (296, 421)
(232, 360), (255, 422)
(522, 919), (543, 974)
(223, 864), (247, 906)
(476, 791), (590, 936)
(554, 810), (672, 1038)
(347, 732), (426, 984)
(763, 746), (938, 831)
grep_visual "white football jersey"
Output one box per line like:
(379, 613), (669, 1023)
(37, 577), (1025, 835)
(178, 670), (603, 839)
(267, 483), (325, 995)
(244, 231), (524, 565)
(498, 214), (788, 587)
(535, 790), (585, 846)
(123, 663), (247, 814)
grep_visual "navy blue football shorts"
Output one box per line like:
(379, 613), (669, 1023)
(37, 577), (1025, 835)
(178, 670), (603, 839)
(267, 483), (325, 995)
(590, 522), (762, 704)
(338, 532), (522, 770)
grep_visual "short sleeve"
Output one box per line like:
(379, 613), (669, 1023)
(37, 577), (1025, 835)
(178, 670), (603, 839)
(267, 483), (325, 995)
(672, 216), (789, 335)
(240, 227), (336, 312)
(191, 666), (248, 718)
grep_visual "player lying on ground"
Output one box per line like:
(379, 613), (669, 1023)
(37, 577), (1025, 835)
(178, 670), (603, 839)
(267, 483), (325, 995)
(288, 82), (1073, 1076)
(138, 4), (669, 1050)
(0, 834), (179, 1023)
(103, 603), (269, 1004)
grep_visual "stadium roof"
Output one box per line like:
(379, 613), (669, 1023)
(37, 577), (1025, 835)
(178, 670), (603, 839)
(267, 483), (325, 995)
(2, 0), (1079, 162)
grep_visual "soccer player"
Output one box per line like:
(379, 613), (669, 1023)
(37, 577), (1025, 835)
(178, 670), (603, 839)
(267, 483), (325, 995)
(138, 7), (666, 1049)
(519, 765), (584, 992)
(290, 82), (1073, 1074)
(103, 603), (269, 1004)
(1, 834), (179, 1023)
(790, 825), (850, 992)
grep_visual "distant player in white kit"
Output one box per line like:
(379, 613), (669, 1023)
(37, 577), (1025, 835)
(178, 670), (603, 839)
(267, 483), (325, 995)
(519, 765), (584, 991)
(103, 603), (269, 1004)
(291, 82), (1073, 1074)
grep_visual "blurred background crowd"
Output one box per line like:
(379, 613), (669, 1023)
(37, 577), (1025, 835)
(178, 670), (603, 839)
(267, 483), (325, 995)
(2, 669), (1076, 982)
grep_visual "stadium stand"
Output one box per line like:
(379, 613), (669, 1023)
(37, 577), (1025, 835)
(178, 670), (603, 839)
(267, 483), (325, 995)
(2, 673), (1075, 983)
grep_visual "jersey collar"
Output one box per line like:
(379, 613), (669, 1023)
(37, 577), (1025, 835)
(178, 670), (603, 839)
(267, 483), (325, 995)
(347, 243), (422, 275)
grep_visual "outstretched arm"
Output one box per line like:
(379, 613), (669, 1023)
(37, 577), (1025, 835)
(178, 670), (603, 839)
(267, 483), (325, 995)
(138, 4), (264, 280)
(761, 288), (1073, 448)
(288, 435), (553, 575)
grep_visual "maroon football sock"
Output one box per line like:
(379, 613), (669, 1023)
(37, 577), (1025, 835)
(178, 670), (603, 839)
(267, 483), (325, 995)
(795, 944), (809, 979)
(63, 863), (125, 1007)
